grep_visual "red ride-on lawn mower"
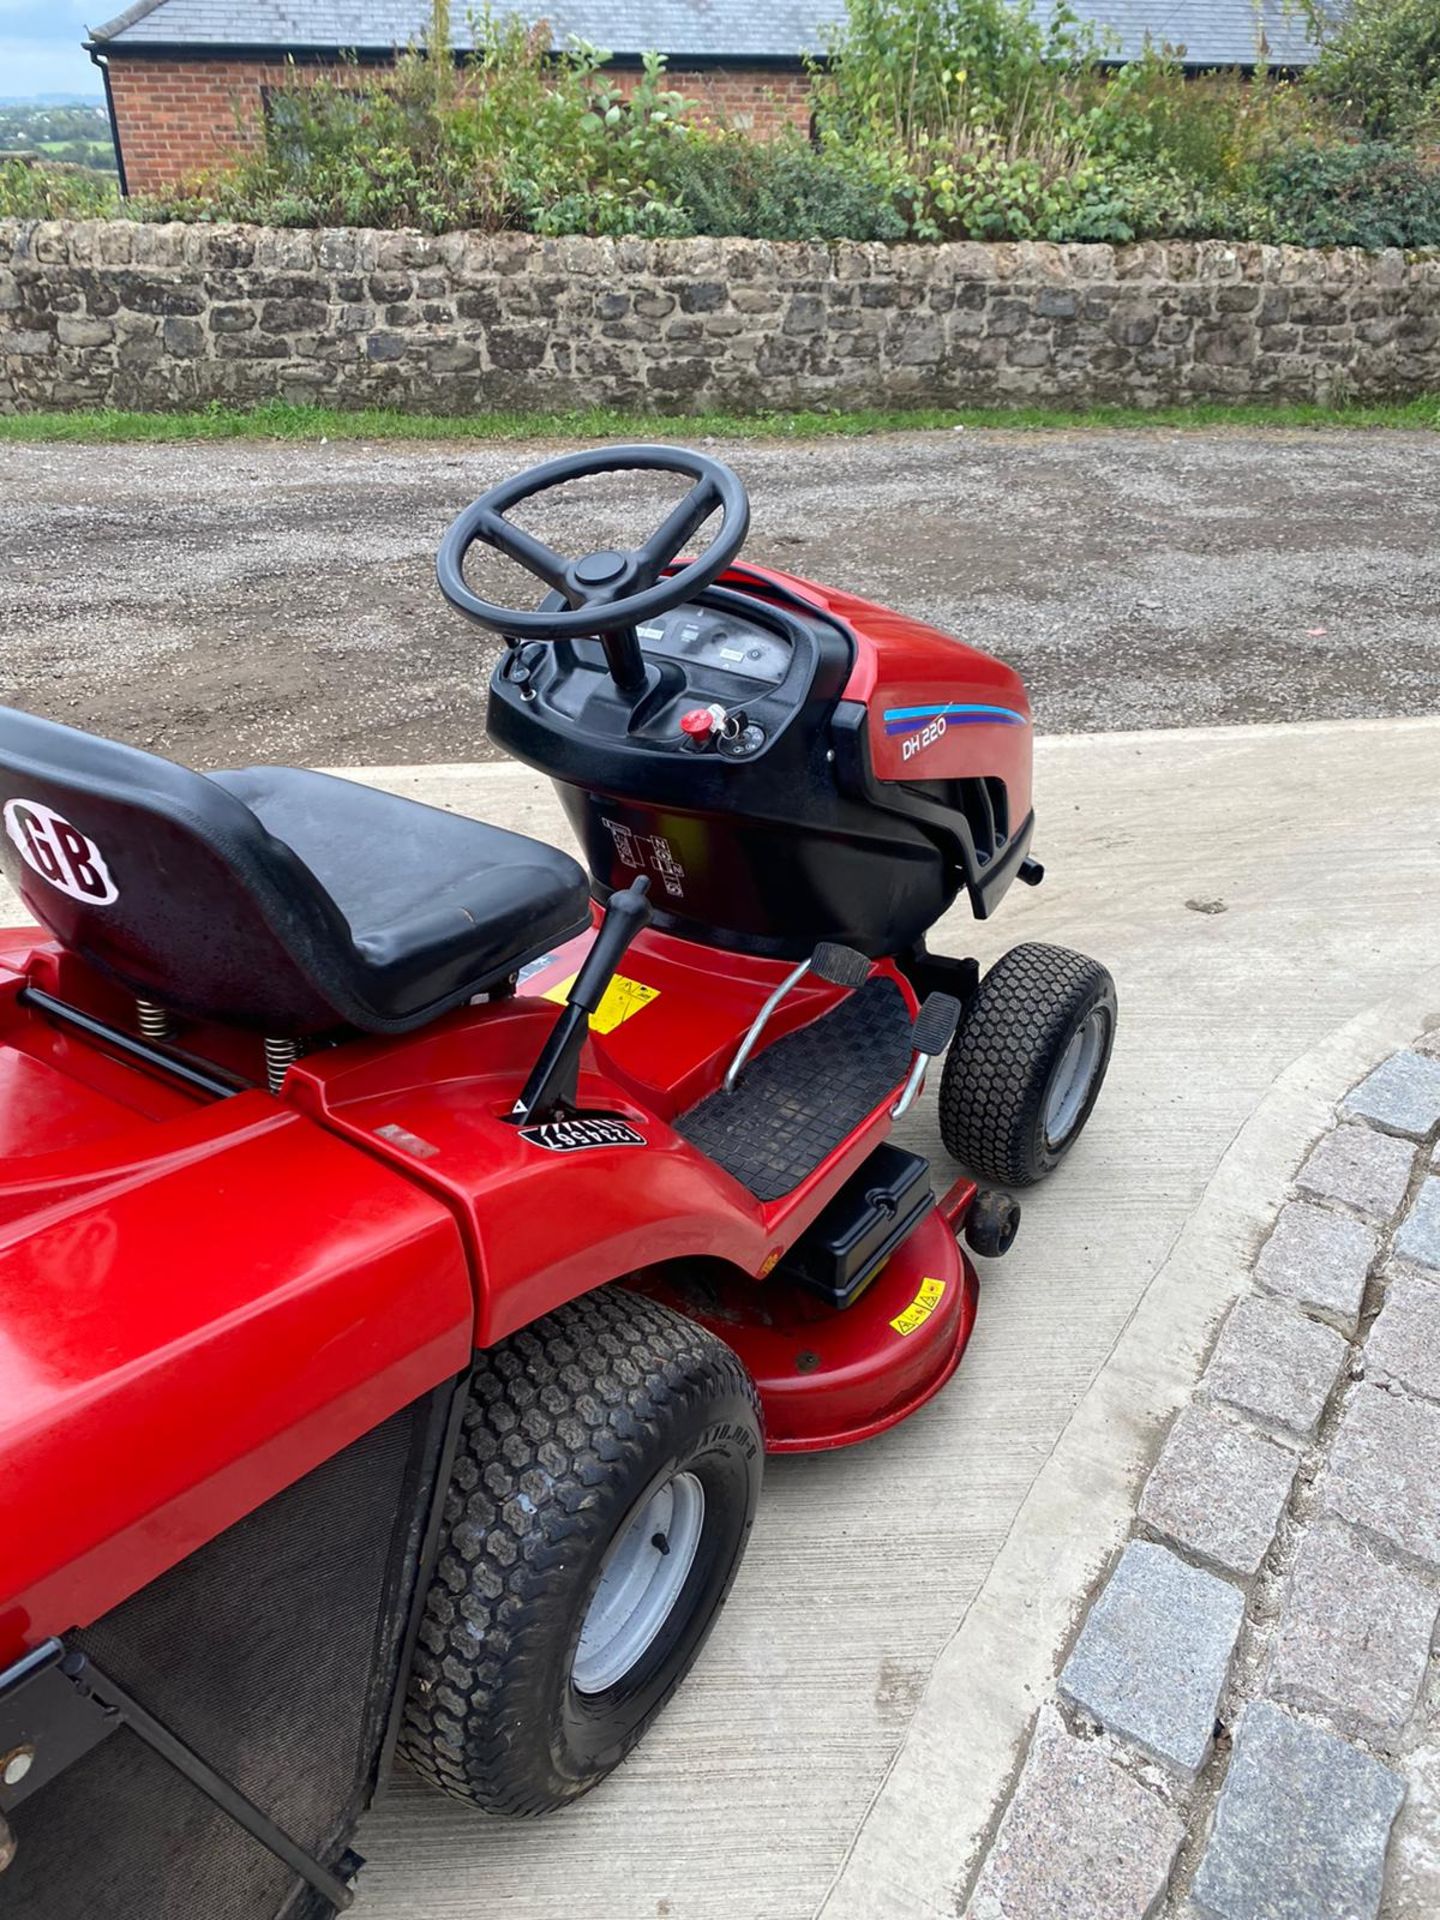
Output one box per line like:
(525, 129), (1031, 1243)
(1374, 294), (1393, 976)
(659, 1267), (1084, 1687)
(0, 447), (1115, 1918)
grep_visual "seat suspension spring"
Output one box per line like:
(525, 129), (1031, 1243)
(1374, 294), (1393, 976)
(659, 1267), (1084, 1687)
(263, 1037), (301, 1096)
(135, 999), (173, 1042)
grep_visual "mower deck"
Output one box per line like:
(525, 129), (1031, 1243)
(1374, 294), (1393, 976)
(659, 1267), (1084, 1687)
(637, 1198), (979, 1452)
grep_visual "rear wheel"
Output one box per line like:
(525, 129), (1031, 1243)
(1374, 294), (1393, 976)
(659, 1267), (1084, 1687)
(938, 943), (1116, 1188)
(398, 1287), (762, 1815)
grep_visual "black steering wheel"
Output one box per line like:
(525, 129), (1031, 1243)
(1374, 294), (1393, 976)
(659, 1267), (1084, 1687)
(436, 445), (750, 648)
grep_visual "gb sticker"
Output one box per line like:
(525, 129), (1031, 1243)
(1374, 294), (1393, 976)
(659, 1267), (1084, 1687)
(4, 799), (119, 905)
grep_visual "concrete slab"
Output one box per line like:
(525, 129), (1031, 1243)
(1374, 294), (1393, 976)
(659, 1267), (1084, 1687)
(5, 716), (1440, 1920)
(355, 718), (1440, 1920)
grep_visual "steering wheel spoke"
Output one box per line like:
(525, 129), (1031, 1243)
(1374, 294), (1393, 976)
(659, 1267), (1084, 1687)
(635, 476), (722, 584)
(475, 509), (573, 598)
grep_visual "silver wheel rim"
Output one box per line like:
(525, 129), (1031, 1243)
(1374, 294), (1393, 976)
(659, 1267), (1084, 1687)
(1044, 1008), (1106, 1147)
(573, 1471), (706, 1695)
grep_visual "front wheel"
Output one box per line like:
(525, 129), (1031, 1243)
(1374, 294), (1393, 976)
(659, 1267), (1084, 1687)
(398, 1287), (762, 1815)
(938, 943), (1117, 1188)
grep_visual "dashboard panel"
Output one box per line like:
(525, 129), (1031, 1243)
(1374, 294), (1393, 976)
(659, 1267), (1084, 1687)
(635, 607), (792, 688)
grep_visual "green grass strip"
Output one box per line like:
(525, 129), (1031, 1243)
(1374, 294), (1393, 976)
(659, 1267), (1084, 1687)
(1, 394), (1438, 444)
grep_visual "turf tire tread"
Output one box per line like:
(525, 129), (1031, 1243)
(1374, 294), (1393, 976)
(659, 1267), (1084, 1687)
(937, 942), (1114, 1188)
(398, 1287), (758, 1815)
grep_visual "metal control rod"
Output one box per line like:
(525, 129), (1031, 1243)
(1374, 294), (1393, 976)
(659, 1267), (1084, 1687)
(723, 942), (872, 1094)
(18, 988), (247, 1100)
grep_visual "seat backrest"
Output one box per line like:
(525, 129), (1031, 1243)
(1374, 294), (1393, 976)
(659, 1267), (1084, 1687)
(0, 708), (354, 1033)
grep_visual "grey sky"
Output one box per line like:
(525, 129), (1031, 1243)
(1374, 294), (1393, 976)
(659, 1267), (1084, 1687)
(2, 1), (103, 98)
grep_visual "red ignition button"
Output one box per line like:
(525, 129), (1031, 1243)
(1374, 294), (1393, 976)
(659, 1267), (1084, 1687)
(680, 706), (717, 740)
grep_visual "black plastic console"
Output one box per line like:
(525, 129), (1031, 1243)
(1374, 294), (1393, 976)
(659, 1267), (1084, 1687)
(488, 581), (988, 959)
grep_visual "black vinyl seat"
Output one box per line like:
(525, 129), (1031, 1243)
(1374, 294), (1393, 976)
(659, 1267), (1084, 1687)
(0, 709), (590, 1036)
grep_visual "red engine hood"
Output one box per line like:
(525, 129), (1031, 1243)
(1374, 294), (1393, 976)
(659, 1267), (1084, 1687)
(723, 562), (1034, 808)
(0, 941), (473, 1666)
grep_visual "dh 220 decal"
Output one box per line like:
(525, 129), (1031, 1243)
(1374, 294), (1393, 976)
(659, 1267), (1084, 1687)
(883, 703), (1028, 739)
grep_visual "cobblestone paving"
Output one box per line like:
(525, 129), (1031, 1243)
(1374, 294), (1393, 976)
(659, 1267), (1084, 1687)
(962, 1033), (1440, 1920)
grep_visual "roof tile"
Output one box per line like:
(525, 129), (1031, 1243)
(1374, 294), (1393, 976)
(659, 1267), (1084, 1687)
(90, 0), (1321, 67)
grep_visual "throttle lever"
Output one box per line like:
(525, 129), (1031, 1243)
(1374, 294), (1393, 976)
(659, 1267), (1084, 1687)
(513, 878), (653, 1124)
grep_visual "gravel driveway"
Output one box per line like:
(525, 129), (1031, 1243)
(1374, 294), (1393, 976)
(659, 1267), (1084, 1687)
(1, 427), (1437, 768)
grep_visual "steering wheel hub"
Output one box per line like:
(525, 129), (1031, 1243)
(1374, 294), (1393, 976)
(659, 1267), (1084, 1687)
(572, 549), (632, 588)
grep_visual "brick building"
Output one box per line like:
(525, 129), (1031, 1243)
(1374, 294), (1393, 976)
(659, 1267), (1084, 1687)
(86, 0), (1321, 197)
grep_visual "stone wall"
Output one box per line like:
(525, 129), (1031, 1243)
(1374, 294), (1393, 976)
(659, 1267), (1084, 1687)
(2, 220), (1437, 415)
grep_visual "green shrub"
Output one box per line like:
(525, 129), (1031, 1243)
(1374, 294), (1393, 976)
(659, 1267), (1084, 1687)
(807, 0), (1297, 244)
(31, 0), (1437, 252)
(811, 0), (1118, 242)
(0, 158), (118, 219)
(1089, 49), (1327, 190)
(813, 0), (1098, 148)
(144, 12), (697, 235)
(904, 123), (1087, 238)
(1257, 140), (1440, 246)
(911, 143), (1269, 244)
(656, 132), (906, 240)
(1305, 0), (1440, 140)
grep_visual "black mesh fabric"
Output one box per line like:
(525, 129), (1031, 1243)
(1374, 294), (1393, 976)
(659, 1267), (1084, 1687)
(1, 1392), (447, 1920)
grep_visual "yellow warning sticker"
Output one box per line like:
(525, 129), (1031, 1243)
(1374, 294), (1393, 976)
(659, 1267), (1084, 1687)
(543, 971), (660, 1035)
(890, 1276), (946, 1337)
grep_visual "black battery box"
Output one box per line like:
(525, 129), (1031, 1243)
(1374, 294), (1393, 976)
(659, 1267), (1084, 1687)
(777, 1143), (933, 1309)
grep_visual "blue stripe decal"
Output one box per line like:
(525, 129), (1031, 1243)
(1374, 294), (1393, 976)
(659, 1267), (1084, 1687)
(882, 702), (1028, 735)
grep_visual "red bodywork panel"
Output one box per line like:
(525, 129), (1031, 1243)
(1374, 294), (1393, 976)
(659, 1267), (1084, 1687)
(0, 564), (1010, 1666)
(0, 934), (474, 1668)
(727, 562), (1034, 812)
(289, 925), (922, 1347)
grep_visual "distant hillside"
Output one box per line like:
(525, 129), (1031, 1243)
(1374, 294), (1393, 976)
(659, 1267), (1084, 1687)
(0, 103), (116, 174)
(0, 94), (105, 108)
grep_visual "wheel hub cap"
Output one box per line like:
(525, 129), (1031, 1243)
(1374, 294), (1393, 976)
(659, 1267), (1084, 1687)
(572, 1472), (706, 1694)
(1044, 1008), (1106, 1147)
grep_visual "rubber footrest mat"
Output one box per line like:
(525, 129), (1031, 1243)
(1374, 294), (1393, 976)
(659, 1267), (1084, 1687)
(677, 976), (914, 1202)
